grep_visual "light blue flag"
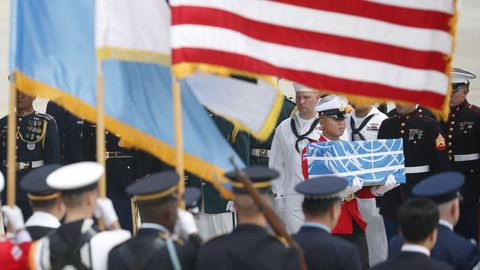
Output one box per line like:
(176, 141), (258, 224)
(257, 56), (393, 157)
(305, 139), (406, 185)
(10, 0), (242, 195)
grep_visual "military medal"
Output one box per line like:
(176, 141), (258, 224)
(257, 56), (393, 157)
(27, 143), (35, 150)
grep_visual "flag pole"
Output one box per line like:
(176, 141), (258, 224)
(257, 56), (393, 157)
(173, 79), (185, 209)
(96, 60), (107, 230)
(7, 75), (17, 208)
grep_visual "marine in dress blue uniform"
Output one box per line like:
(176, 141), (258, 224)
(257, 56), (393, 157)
(195, 167), (301, 270)
(389, 171), (480, 270)
(293, 176), (362, 270)
(20, 164), (63, 240)
(439, 67), (480, 242)
(377, 104), (449, 240)
(1, 90), (60, 219)
(108, 172), (201, 270)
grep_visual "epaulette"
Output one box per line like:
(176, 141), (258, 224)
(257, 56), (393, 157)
(270, 234), (289, 248)
(466, 103), (480, 114)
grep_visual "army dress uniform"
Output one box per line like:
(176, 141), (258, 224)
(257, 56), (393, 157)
(0, 111), (60, 218)
(195, 167), (301, 270)
(389, 172), (480, 270)
(293, 176), (362, 270)
(83, 122), (152, 232)
(20, 164), (63, 240)
(377, 108), (449, 239)
(108, 172), (201, 270)
(46, 101), (83, 164)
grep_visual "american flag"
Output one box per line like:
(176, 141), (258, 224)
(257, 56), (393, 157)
(171, 0), (456, 118)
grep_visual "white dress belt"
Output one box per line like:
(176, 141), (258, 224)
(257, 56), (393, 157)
(454, 153), (480, 162)
(404, 165), (430, 174)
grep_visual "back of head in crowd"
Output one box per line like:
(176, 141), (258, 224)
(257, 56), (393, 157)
(398, 198), (439, 246)
(224, 166), (279, 219)
(296, 176), (348, 229)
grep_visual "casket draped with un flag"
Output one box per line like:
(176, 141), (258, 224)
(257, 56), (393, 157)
(305, 139), (406, 185)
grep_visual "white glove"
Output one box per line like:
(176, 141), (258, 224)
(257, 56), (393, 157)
(2, 205), (25, 232)
(340, 177), (363, 199)
(94, 198), (119, 228)
(372, 175), (398, 196)
(175, 208), (198, 239)
(272, 193), (285, 213)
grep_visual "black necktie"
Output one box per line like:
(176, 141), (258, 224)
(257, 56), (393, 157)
(290, 117), (320, 153)
(350, 114), (375, 141)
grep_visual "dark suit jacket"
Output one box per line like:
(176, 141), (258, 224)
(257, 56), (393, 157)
(195, 224), (300, 270)
(108, 228), (199, 270)
(293, 225), (362, 270)
(372, 251), (454, 270)
(389, 224), (480, 270)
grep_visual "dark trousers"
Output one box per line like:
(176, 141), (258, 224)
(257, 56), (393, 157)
(107, 185), (133, 233)
(383, 216), (399, 242)
(337, 221), (369, 270)
(455, 202), (479, 244)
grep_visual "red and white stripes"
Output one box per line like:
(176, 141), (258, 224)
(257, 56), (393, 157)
(171, 0), (456, 112)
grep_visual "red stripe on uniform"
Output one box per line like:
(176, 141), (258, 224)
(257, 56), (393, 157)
(172, 6), (448, 72)
(173, 48), (446, 110)
(273, 0), (452, 31)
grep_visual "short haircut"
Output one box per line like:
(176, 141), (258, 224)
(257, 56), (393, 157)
(30, 198), (58, 211)
(62, 190), (90, 208)
(302, 198), (339, 217)
(234, 193), (270, 216)
(398, 198), (439, 243)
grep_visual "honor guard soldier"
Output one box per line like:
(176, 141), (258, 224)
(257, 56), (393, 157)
(372, 198), (453, 270)
(346, 103), (389, 265)
(250, 96), (296, 166)
(30, 162), (131, 270)
(195, 166), (301, 270)
(83, 122), (152, 232)
(389, 172), (480, 270)
(440, 67), (480, 242)
(20, 164), (65, 240)
(1, 90), (61, 219)
(108, 172), (201, 270)
(302, 96), (397, 269)
(188, 112), (250, 240)
(46, 100), (83, 164)
(293, 176), (362, 270)
(1, 173), (32, 270)
(269, 84), (322, 233)
(377, 104), (449, 240)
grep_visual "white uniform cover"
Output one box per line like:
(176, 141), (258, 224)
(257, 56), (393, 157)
(346, 106), (389, 266)
(269, 112), (321, 233)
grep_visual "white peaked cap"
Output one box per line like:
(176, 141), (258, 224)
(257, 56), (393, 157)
(47, 161), (104, 191)
(293, 83), (315, 93)
(451, 67), (476, 84)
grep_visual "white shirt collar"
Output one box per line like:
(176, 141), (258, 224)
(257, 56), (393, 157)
(141, 223), (170, 234)
(439, 219), (454, 231)
(25, 211), (61, 228)
(401, 243), (430, 256)
(302, 222), (331, 233)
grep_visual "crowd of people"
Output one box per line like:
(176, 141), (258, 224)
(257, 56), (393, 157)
(1, 67), (480, 269)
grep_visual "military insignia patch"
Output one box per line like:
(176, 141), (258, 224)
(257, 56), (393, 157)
(408, 129), (423, 140)
(435, 133), (446, 151)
